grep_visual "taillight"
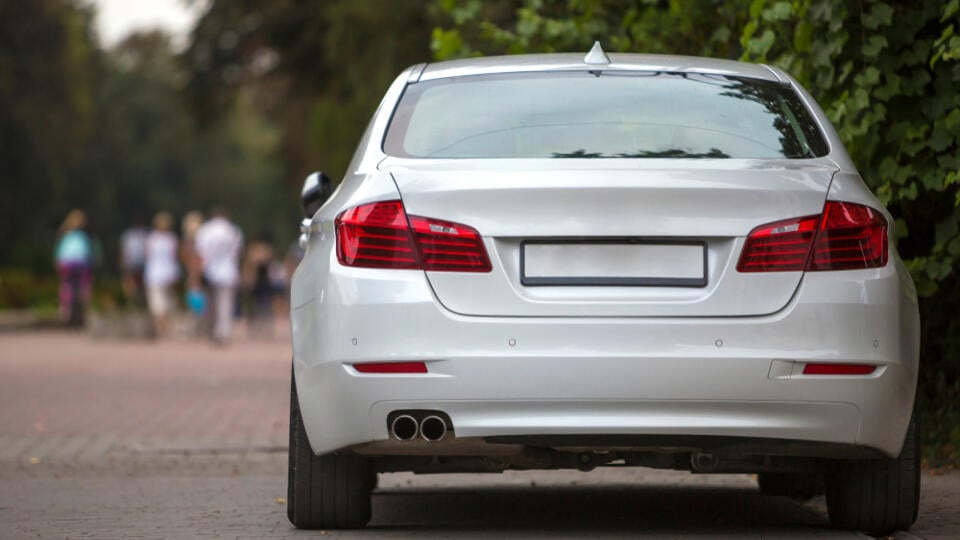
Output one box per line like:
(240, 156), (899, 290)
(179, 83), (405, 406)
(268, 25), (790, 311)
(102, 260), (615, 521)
(807, 201), (887, 271)
(409, 216), (492, 272)
(336, 201), (419, 269)
(737, 215), (819, 272)
(336, 200), (492, 272)
(738, 201), (887, 272)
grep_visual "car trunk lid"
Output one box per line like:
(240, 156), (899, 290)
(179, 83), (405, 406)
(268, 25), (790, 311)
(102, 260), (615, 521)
(383, 157), (836, 317)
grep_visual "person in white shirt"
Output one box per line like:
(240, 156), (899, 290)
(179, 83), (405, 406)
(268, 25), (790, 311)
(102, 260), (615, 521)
(144, 212), (180, 337)
(195, 206), (243, 344)
(119, 219), (148, 307)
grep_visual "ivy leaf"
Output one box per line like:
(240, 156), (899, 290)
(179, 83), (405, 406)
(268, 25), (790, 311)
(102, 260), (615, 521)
(863, 2), (894, 30)
(430, 28), (468, 60)
(939, 155), (960, 171)
(894, 217), (910, 241)
(900, 182), (919, 200)
(740, 20), (758, 52)
(943, 0), (959, 22)
(948, 236), (960, 256)
(863, 35), (889, 58)
(855, 66), (881, 86)
(763, 1), (793, 22)
(947, 170), (960, 187)
(876, 183), (893, 205)
(794, 21), (814, 52)
(924, 171), (945, 190)
(945, 108), (960, 137)
(748, 29), (776, 57)
(874, 73), (902, 101)
(711, 26), (731, 44)
(879, 156), (898, 180)
(931, 125), (953, 152)
(935, 215), (959, 248)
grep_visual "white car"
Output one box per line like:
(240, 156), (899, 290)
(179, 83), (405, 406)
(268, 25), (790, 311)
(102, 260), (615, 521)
(288, 44), (920, 534)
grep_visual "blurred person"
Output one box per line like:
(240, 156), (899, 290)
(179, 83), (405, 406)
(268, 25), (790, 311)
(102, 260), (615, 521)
(180, 211), (204, 289)
(54, 209), (94, 327)
(118, 217), (148, 307)
(144, 211), (180, 338)
(195, 206), (242, 344)
(180, 211), (206, 332)
(242, 230), (277, 338)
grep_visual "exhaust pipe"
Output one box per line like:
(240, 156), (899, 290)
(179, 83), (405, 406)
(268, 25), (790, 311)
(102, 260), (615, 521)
(420, 415), (447, 442)
(691, 452), (719, 472)
(390, 415), (418, 441)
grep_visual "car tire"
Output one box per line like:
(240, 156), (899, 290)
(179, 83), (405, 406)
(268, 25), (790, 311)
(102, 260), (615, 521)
(287, 369), (374, 529)
(824, 414), (920, 535)
(757, 472), (824, 500)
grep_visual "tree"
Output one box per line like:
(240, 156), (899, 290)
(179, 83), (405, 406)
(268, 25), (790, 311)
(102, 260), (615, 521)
(183, 0), (437, 184)
(80, 30), (287, 264)
(0, 0), (97, 270)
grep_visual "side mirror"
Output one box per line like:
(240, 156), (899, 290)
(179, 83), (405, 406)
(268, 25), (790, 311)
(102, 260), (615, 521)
(301, 171), (333, 217)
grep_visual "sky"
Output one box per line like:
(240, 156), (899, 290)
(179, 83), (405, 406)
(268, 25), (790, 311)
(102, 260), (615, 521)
(88, 0), (209, 49)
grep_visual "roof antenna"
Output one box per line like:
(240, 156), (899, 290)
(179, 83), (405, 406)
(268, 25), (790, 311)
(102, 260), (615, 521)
(584, 41), (611, 65)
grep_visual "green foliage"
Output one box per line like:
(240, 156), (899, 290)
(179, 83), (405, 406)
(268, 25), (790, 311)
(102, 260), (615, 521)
(0, 268), (58, 310)
(433, 0), (750, 59)
(0, 1), (98, 273)
(80, 32), (287, 260)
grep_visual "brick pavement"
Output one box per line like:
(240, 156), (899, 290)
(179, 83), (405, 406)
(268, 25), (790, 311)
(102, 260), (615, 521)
(0, 328), (957, 538)
(0, 327), (290, 465)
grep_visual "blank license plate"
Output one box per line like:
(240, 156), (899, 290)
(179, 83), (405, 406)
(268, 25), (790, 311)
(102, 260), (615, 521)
(521, 241), (706, 287)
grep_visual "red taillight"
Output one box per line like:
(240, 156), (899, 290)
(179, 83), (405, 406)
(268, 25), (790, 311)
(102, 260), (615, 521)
(737, 215), (819, 272)
(353, 361), (428, 374)
(807, 201), (887, 271)
(336, 200), (491, 272)
(409, 216), (492, 272)
(336, 201), (419, 269)
(737, 201), (887, 273)
(802, 363), (876, 375)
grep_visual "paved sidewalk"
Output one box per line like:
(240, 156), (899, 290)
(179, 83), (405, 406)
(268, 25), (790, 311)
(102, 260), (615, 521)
(0, 329), (957, 538)
(0, 328), (290, 464)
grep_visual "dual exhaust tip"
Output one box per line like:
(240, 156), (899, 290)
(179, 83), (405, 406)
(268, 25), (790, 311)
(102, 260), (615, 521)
(390, 414), (448, 442)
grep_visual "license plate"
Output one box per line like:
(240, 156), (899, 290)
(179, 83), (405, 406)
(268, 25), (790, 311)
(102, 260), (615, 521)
(521, 241), (707, 287)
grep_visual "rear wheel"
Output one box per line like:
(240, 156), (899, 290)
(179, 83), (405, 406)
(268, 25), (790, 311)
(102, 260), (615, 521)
(287, 369), (374, 529)
(824, 415), (920, 535)
(757, 472), (824, 500)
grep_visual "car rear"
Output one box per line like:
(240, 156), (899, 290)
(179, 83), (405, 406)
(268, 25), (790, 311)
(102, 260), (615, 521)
(288, 52), (920, 533)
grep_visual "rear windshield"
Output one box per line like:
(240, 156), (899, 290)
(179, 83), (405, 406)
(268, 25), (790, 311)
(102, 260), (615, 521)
(383, 71), (828, 159)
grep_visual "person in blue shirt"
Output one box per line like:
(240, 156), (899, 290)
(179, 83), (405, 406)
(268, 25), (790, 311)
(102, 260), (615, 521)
(54, 209), (94, 327)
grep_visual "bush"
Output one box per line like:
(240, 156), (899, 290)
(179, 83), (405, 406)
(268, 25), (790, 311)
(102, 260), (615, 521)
(0, 268), (58, 309)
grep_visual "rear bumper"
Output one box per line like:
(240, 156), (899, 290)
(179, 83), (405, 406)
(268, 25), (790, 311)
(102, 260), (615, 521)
(291, 263), (919, 458)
